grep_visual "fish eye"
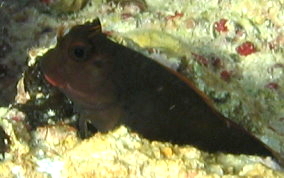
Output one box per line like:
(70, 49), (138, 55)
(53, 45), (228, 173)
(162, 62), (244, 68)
(69, 43), (90, 62)
(74, 47), (85, 58)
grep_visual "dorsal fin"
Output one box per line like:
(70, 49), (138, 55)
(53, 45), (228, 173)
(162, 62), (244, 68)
(87, 18), (102, 38)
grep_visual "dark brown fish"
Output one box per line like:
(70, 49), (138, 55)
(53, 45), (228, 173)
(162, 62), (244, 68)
(40, 19), (270, 155)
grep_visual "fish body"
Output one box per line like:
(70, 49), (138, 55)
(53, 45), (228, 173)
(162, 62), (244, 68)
(40, 19), (270, 154)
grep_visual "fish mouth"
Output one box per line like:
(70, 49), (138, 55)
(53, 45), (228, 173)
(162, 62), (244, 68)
(44, 74), (65, 88)
(40, 54), (66, 89)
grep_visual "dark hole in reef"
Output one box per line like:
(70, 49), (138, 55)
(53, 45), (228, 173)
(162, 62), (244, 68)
(41, 27), (53, 34)
(0, 64), (8, 78)
(16, 61), (74, 129)
(0, 40), (11, 58)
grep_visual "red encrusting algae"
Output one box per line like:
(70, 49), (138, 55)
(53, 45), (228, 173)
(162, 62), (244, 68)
(236, 41), (257, 56)
(214, 19), (228, 32)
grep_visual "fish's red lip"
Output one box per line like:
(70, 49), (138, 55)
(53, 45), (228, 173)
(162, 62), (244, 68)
(44, 74), (64, 88)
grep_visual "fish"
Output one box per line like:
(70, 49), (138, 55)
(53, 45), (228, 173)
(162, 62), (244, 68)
(40, 18), (271, 155)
